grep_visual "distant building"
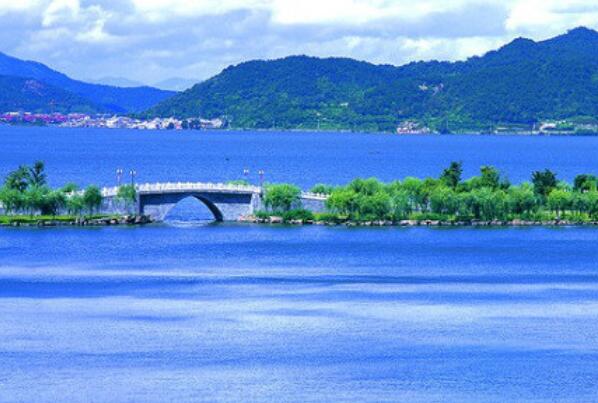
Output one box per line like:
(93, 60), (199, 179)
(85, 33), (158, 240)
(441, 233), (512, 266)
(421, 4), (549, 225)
(396, 121), (431, 135)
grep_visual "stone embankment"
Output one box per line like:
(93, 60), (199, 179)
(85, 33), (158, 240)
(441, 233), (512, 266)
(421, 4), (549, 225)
(0, 215), (153, 227)
(239, 216), (598, 227)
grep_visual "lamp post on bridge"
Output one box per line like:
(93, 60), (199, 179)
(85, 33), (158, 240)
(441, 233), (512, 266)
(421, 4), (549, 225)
(258, 170), (265, 188)
(116, 168), (123, 187)
(130, 169), (137, 187)
(243, 168), (250, 182)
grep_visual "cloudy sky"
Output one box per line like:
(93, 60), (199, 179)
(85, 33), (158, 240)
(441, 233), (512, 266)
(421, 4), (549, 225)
(1, 0), (597, 88)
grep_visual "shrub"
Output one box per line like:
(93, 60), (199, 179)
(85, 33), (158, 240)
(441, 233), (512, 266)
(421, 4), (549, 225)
(310, 184), (335, 195)
(282, 209), (314, 222)
(263, 183), (301, 212)
(83, 186), (103, 214)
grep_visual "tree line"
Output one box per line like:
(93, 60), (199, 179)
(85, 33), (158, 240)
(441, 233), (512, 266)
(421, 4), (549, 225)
(262, 163), (598, 223)
(0, 162), (137, 217)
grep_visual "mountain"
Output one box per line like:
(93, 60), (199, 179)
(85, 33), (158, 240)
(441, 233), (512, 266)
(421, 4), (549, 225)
(90, 76), (145, 88)
(0, 75), (102, 114)
(148, 27), (598, 132)
(0, 52), (175, 113)
(154, 77), (199, 91)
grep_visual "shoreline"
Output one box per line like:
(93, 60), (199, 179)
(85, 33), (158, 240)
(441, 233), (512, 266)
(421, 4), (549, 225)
(239, 215), (598, 228)
(0, 215), (153, 228)
(2, 123), (598, 137)
(4, 214), (598, 229)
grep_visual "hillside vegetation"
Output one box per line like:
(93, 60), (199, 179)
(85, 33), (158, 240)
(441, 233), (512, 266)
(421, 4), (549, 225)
(0, 76), (102, 114)
(0, 52), (175, 113)
(148, 27), (598, 132)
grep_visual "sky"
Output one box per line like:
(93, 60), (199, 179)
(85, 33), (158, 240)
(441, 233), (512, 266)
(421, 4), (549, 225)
(0, 0), (597, 88)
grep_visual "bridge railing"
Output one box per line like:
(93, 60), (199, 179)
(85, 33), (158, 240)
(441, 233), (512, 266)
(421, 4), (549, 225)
(96, 182), (262, 197)
(80, 183), (328, 199)
(300, 192), (329, 200)
(136, 182), (262, 193)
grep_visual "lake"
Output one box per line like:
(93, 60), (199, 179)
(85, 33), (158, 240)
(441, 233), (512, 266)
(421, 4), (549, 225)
(1, 127), (598, 402)
(3, 126), (598, 187)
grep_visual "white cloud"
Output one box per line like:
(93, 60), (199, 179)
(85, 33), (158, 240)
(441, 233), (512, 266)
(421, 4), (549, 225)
(0, 0), (41, 14)
(130, 0), (268, 20)
(401, 36), (506, 62)
(268, 0), (488, 25)
(42, 0), (80, 26)
(0, 0), (596, 85)
(506, 0), (598, 37)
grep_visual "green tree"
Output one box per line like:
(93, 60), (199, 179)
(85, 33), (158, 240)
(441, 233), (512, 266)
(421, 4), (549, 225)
(60, 183), (79, 194)
(28, 161), (47, 187)
(0, 186), (24, 214)
(400, 177), (426, 211)
(547, 189), (572, 217)
(573, 174), (597, 192)
(586, 191), (598, 220)
(572, 192), (589, 214)
(40, 190), (67, 216)
(263, 184), (301, 212)
(326, 188), (356, 217)
(348, 178), (384, 196)
(67, 194), (85, 216)
(390, 190), (412, 220)
(532, 169), (558, 198)
(23, 186), (47, 215)
(430, 186), (459, 215)
(507, 184), (537, 215)
(5, 166), (30, 192)
(310, 184), (335, 195)
(480, 166), (501, 189)
(353, 191), (391, 221)
(418, 178), (441, 212)
(116, 185), (137, 213)
(465, 188), (508, 220)
(440, 161), (462, 189)
(83, 186), (103, 214)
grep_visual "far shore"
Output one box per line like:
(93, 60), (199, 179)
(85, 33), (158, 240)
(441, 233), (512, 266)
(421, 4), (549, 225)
(2, 122), (598, 137)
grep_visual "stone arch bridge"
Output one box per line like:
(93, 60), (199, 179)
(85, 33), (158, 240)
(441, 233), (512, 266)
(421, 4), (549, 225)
(99, 182), (328, 222)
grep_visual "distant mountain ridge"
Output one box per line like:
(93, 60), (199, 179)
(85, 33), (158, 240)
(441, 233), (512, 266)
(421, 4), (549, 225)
(153, 78), (201, 91)
(89, 76), (145, 88)
(0, 75), (101, 114)
(0, 52), (175, 113)
(148, 27), (598, 132)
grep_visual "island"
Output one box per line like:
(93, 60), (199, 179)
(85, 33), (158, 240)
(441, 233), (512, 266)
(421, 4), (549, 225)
(2, 161), (598, 227)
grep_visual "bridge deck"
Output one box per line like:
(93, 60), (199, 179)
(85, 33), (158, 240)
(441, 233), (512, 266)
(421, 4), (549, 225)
(97, 182), (328, 200)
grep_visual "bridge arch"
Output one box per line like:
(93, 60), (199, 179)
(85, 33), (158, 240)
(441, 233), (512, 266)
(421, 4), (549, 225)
(137, 190), (258, 222)
(148, 193), (225, 222)
(166, 194), (224, 222)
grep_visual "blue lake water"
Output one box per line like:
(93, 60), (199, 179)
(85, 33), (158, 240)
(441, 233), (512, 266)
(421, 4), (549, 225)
(1, 127), (598, 402)
(2, 126), (598, 187)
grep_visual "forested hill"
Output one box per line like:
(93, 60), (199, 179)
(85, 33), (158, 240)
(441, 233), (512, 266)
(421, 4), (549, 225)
(148, 27), (598, 132)
(0, 52), (175, 113)
(0, 75), (103, 114)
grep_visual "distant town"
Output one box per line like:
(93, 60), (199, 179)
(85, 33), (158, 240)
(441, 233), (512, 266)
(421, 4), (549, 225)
(1, 111), (597, 135)
(0, 112), (225, 130)
(395, 119), (598, 135)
